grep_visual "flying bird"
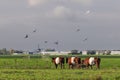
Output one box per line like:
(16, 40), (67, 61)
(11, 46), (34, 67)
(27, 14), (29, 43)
(83, 38), (88, 41)
(54, 41), (59, 45)
(44, 41), (48, 43)
(76, 29), (80, 32)
(75, 25), (80, 32)
(25, 34), (28, 38)
(33, 29), (36, 33)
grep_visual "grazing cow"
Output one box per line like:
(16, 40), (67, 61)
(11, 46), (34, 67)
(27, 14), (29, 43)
(82, 57), (101, 69)
(66, 57), (81, 69)
(52, 57), (65, 69)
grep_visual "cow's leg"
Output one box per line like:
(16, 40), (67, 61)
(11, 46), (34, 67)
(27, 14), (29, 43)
(72, 64), (74, 69)
(77, 64), (80, 69)
(60, 63), (64, 69)
(62, 63), (65, 69)
(96, 63), (100, 69)
(90, 65), (93, 69)
(86, 64), (89, 69)
(60, 63), (62, 69)
(69, 64), (72, 69)
(97, 58), (101, 69)
(55, 64), (58, 69)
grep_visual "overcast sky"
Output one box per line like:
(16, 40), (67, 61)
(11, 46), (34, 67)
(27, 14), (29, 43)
(0, 0), (120, 51)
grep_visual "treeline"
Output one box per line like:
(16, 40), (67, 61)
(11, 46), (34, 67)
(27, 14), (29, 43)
(0, 48), (10, 55)
(0, 48), (24, 55)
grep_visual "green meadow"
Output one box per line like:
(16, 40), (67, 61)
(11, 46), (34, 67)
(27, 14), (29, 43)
(0, 55), (120, 80)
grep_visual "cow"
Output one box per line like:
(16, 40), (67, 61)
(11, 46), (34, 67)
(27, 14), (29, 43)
(52, 57), (65, 69)
(66, 57), (81, 69)
(82, 57), (101, 69)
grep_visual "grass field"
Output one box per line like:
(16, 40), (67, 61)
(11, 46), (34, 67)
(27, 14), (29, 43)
(0, 55), (120, 80)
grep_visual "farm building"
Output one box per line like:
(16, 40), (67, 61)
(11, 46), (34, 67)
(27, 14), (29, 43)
(41, 51), (70, 55)
(82, 51), (88, 55)
(96, 50), (111, 55)
(12, 51), (30, 55)
(60, 51), (71, 55)
(110, 50), (120, 55)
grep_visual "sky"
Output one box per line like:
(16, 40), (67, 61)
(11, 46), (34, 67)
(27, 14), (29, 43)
(0, 0), (120, 51)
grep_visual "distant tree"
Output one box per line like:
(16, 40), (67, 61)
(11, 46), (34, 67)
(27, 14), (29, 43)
(87, 50), (96, 55)
(0, 50), (3, 55)
(0, 48), (10, 55)
(103, 50), (111, 55)
(9, 49), (14, 55)
(79, 51), (82, 55)
(45, 49), (56, 52)
(70, 50), (78, 55)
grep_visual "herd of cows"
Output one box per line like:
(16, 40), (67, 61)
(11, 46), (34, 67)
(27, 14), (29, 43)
(52, 56), (101, 69)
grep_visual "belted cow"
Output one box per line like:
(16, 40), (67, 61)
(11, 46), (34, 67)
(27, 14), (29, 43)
(66, 57), (81, 69)
(82, 57), (101, 69)
(52, 57), (65, 69)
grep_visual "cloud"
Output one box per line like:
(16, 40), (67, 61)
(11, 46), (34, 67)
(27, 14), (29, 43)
(27, 0), (48, 6)
(27, 0), (94, 7)
(53, 6), (72, 18)
(45, 6), (93, 22)
(46, 6), (80, 20)
(71, 0), (93, 6)
(85, 10), (91, 15)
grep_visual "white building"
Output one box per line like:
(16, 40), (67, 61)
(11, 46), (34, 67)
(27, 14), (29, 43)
(96, 50), (105, 55)
(82, 51), (88, 55)
(41, 51), (70, 55)
(110, 50), (120, 55)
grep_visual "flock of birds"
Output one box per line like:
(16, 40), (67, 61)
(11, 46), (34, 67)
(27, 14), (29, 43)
(23, 10), (90, 50)
(24, 28), (59, 51)
(24, 10), (90, 41)
(24, 27), (88, 42)
(23, 27), (88, 52)
(24, 29), (36, 38)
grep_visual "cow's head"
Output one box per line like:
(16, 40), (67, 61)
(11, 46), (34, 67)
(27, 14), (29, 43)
(52, 58), (55, 63)
(74, 57), (81, 64)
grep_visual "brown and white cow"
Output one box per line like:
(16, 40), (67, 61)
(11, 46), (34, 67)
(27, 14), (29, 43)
(52, 57), (65, 69)
(66, 57), (81, 69)
(82, 57), (101, 69)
